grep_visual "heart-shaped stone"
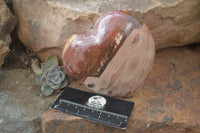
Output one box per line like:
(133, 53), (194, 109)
(62, 10), (155, 97)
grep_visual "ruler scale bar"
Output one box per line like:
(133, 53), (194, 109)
(51, 87), (135, 129)
(56, 99), (128, 119)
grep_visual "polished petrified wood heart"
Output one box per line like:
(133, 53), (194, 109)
(62, 10), (155, 97)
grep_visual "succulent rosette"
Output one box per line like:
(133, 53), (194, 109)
(34, 56), (71, 96)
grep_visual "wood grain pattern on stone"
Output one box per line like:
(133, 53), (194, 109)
(84, 24), (155, 97)
(42, 44), (200, 133)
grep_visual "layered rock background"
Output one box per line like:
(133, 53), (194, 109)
(12, 0), (200, 62)
(0, 0), (15, 66)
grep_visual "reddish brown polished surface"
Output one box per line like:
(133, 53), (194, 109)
(62, 11), (141, 81)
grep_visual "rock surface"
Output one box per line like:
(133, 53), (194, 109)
(12, 0), (200, 62)
(0, 0), (16, 66)
(0, 69), (56, 133)
(42, 44), (200, 133)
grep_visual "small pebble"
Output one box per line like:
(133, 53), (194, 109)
(0, 119), (3, 124)
(27, 86), (32, 90)
(16, 81), (19, 84)
(146, 123), (151, 128)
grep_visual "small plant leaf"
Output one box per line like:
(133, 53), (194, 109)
(43, 69), (50, 78)
(34, 73), (42, 85)
(47, 80), (60, 89)
(40, 76), (46, 84)
(41, 85), (54, 96)
(42, 64), (51, 75)
(65, 74), (71, 84)
(60, 66), (66, 73)
(46, 56), (58, 66)
(41, 64), (46, 74)
(49, 66), (58, 74)
(60, 79), (68, 89)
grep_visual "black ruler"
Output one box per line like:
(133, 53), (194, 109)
(51, 87), (135, 129)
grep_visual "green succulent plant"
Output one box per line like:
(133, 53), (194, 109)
(34, 56), (71, 96)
